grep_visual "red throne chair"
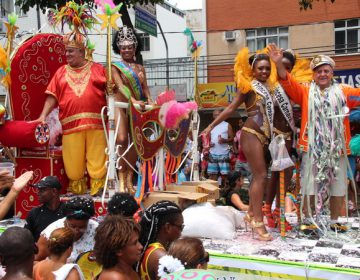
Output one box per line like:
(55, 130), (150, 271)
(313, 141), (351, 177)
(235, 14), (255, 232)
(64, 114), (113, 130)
(6, 33), (68, 218)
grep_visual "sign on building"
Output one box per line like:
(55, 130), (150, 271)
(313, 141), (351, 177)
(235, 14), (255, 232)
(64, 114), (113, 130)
(134, 4), (157, 37)
(197, 82), (245, 109)
(334, 69), (360, 88)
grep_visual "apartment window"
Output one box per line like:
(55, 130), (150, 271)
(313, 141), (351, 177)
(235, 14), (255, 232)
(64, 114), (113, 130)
(139, 33), (150, 52)
(335, 18), (359, 54)
(246, 27), (288, 52)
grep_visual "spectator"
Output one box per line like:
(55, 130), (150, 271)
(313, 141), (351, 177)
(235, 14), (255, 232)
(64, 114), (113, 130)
(139, 201), (183, 280)
(207, 109), (234, 186)
(33, 227), (84, 280)
(107, 192), (139, 218)
(36, 197), (98, 262)
(233, 117), (251, 180)
(94, 215), (142, 280)
(158, 237), (214, 279)
(222, 171), (249, 211)
(0, 227), (35, 280)
(25, 176), (65, 241)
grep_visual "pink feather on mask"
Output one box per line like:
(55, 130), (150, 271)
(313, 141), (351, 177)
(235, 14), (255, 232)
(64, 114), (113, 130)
(156, 89), (176, 105)
(159, 100), (198, 129)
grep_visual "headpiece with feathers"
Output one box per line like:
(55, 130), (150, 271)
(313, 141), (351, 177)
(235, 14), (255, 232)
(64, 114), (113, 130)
(234, 47), (312, 94)
(47, 1), (98, 50)
(234, 47), (278, 94)
(290, 55), (312, 84)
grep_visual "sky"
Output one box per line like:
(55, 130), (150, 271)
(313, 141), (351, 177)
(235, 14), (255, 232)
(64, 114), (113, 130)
(167, 0), (202, 10)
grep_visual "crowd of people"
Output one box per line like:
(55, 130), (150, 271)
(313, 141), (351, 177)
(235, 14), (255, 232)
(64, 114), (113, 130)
(0, 193), (213, 280)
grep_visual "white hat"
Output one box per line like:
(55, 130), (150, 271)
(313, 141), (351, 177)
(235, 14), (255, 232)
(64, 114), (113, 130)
(310, 55), (335, 70)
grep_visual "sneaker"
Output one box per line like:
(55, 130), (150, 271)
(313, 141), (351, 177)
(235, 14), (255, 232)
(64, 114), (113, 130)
(330, 223), (348, 233)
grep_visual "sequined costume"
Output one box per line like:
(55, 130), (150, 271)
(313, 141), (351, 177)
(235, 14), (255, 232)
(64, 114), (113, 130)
(46, 61), (107, 195)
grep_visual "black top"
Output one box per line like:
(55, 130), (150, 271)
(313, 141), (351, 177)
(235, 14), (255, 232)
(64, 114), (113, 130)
(25, 203), (65, 241)
(225, 189), (249, 210)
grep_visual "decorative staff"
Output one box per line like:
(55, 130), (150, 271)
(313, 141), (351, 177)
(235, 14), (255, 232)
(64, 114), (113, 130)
(183, 28), (203, 181)
(96, 0), (122, 198)
(0, 13), (19, 163)
(279, 170), (286, 238)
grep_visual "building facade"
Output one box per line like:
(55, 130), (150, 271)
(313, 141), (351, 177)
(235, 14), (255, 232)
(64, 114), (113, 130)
(205, 0), (360, 85)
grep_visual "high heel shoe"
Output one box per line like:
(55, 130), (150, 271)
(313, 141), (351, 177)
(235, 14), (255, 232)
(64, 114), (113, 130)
(262, 204), (277, 228)
(243, 213), (253, 231)
(250, 220), (273, 241)
(272, 208), (292, 231)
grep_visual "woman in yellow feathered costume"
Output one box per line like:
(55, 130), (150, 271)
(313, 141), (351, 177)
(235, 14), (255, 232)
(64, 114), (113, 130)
(203, 47), (276, 241)
(203, 47), (312, 240)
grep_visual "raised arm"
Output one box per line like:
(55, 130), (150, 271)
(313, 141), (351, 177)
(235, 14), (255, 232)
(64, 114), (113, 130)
(202, 91), (245, 136)
(0, 171), (33, 220)
(268, 43), (307, 105)
(268, 44), (287, 80)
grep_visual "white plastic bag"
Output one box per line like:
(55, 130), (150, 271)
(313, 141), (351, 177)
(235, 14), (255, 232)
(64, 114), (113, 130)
(269, 134), (294, 171)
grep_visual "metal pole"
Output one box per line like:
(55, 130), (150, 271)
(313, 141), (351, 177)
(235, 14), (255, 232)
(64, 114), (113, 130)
(105, 21), (116, 198)
(36, 4), (41, 31)
(156, 20), (169, 89)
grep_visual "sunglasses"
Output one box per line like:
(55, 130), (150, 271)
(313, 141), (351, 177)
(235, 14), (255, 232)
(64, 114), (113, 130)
(198, 251), (209, 264)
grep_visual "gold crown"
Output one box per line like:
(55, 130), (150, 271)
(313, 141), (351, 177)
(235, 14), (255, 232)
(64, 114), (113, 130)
(63, 31), (86, 49)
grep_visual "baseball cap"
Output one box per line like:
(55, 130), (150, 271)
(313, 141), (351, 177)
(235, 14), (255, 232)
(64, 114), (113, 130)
(31, 176), (62, 190)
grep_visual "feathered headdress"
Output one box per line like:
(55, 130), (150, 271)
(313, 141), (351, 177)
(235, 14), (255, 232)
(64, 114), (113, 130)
(234, 47), (253, 94)
(48, 1), (98, 49)
(234, 47), (278, 93)
(0, 13), (19, 88)
(291, 55), (312, 84)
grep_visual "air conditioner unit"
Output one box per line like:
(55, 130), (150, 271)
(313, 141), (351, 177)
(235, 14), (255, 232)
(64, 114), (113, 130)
(225, 31), (236, 41)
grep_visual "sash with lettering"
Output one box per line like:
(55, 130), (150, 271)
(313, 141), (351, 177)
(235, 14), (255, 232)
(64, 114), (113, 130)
(273, 83), (295, 132)
(251, 80), (274, 138)
(112, 61), (146, 101)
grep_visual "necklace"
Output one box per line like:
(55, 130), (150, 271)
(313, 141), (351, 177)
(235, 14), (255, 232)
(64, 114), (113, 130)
(65, 61), (92, 97)
(121, 59), (136, 69)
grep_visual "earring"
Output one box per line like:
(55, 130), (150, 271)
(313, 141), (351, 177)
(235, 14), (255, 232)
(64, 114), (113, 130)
(133, 55), (136, 61)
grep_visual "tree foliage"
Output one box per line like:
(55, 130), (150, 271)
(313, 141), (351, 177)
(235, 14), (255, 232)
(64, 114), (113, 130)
(299, 0), (336, 10)
(15, 0), (164, 14)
